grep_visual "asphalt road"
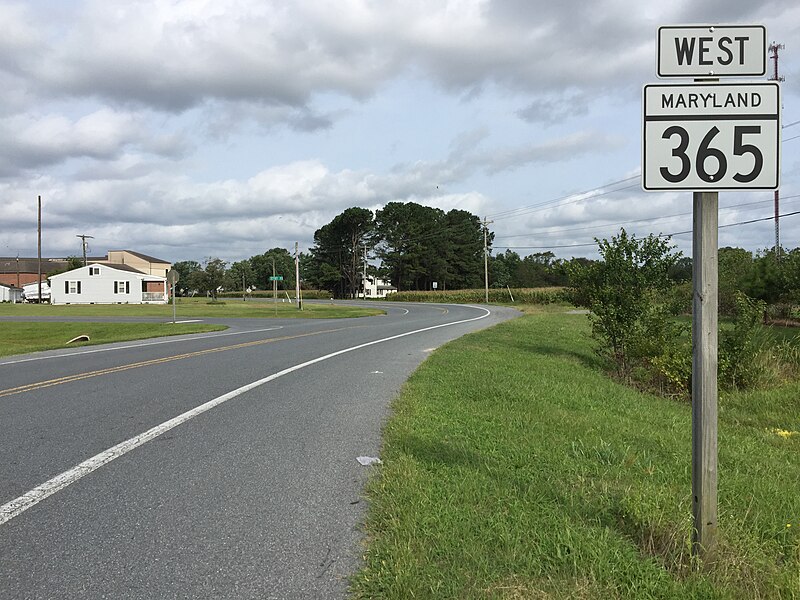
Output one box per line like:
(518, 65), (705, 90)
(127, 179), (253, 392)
(0, 301), (519, 599)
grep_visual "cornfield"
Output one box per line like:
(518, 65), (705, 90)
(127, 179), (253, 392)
(384, 287), (567, 304)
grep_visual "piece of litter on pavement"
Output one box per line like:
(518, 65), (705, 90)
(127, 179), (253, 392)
(356, 456), (382, 466)
(371, 371), (383, 374)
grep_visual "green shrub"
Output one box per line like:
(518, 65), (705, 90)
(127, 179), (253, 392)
(719, 292), (771, 390)
(569, 229), (682, 380)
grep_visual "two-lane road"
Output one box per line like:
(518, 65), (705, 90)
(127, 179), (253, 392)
(0, 302), (518, 599)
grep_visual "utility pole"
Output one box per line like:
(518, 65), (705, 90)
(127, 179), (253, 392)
(769, 41), (785, 259)
(295, 242), (302, 310)
(272, 257), (278, 317)
(37, 196), (41, 303)
(76, 234), (94, 266)
(483, 217), (493, 303)
(362, 244), (368, 299)
(272, 258), (277, 303)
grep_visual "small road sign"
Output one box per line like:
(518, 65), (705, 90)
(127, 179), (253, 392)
(642, 82), (780, 191)
(269, 276), (283, 281)
(658, 25), (766, 78)
(166, 270), (180, 285)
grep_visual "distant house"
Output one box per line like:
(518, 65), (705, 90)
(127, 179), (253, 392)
(0, 283), (23, 303)
(100, 250), (172, 277)
(0, 250), (172, 287)
(0, 257), (69, 287)
(359, 276), (398, 299)
(49, 264), (168, 305)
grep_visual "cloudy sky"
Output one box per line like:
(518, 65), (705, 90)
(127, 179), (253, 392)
(1, 0), (799, 265)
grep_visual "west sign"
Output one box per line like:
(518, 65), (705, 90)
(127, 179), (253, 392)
(658, 25), (766, 78)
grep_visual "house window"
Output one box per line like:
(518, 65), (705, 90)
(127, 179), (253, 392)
(114, 281), (130, 294)
(65, 281), (81, 294)
(89, 266), (100, 276)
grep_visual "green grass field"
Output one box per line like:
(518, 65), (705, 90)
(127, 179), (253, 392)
(351, 309), (800, 599)
(0, 298), (383, 319)
(0, 322), (227, 357)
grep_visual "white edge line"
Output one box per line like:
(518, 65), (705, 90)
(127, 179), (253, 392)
(0, 326), (284, 367)
(0, 305), (490, 527)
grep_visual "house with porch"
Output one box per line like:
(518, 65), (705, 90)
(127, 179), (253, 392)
(359, 276), (398, 299)
(49, 264), (168, 305)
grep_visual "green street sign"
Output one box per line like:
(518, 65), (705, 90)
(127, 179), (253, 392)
(269, 276), (283, 281)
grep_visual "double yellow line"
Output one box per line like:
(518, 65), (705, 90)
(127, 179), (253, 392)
(0, 327), (345, 399)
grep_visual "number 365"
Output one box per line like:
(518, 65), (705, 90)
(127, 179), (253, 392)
(660, 125), (763, 184)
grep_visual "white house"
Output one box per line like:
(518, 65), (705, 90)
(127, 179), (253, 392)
(49, 264), (168, 305)
(0, 283), (23, 303)
(359, 276), (398, 299)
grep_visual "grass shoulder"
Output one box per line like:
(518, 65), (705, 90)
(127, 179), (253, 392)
(0, 298), (384, 319)
(352, 311), (799, 599)
(0, 322), (227, 358)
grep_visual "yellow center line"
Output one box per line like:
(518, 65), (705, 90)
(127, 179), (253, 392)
(0, 327), (347, 399)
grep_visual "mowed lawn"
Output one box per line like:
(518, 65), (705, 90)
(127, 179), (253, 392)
(352, 309), (800, 599)
(0, 322), (227, 358)
(0, 298), (384, 319)
(0, 299), (384, 357)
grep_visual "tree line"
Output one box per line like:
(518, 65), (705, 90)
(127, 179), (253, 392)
(305, 204), (488, 298)
(171, 201), (800, 306)
(169, 202), (488, 298)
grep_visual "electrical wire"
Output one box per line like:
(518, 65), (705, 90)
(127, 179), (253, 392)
(487, 178), (640, 222)
(494, 210), (800, 250)
(493, 194), (800, 241)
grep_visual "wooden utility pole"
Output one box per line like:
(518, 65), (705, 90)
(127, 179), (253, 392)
(692, 189), (719, 563)
(362, 244), (368, 299)
(483, 217), (493, 303)
(295, 242), (302, 310)
(76, 234), (94, 266)
(37, 196), (41, 303)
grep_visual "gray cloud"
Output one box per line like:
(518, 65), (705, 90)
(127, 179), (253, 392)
(0, 109), (193, 177)
(517, 94), (590, 125)
(0, 1), (797, 263)
(4, 0), (794, 117)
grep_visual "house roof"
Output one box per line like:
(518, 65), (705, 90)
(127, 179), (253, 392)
(51, 263), (166, 279)
(0, 282), (23, 290)
(0, 257), (69, 274)
(90, 262), (147, 274)
(109, 250), (171, 264)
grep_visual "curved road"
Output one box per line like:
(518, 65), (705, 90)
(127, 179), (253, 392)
(0, 302), (518, 599)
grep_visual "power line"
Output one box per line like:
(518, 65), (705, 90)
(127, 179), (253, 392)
(494, 210), (800, 250)
(487, 177), (639, 221)
(493, 194), (800, 241)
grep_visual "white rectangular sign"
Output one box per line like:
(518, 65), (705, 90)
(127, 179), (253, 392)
(643, 82), (780, 191)
(658, 25), (766, 78)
